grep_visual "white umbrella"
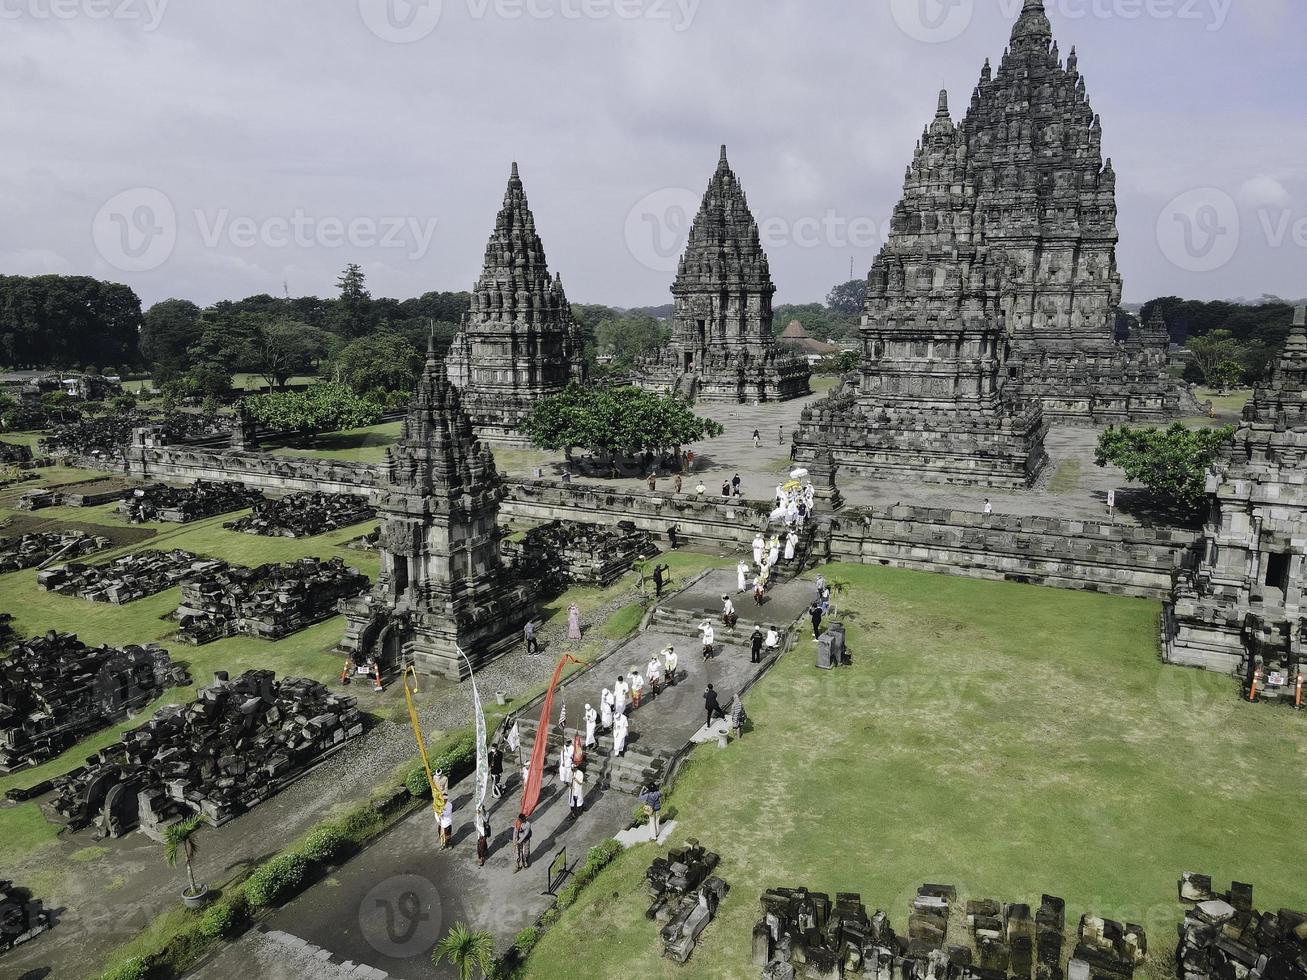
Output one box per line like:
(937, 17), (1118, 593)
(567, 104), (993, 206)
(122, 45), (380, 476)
(789, 468), (810, 480)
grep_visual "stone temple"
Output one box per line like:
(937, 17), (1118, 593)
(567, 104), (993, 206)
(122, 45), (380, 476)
(795, 90), (1050, 488)
(340, 338), (534, 679)
(795, 0), (1191, 485)
(1166, 307), (1307, 677)
(634, 146), (811, 404)
(445, 162), (586, 446)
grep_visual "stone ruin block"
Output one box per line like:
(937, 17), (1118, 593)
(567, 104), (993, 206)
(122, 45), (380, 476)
(1176, 876), (1306, 980)
(120, 480), (263, 524)
(40, 410), (232, 461)
(755, 886), (900, 980)
(646, 839), (720, 921)
(503, 518), (658, 590)
(0, 632), (188, 773)
(173, 557), (369, 645)
(0, 880), (51, 954)
(224, 491), (375, 539)
(38, 549), (224, 605)
(661, 875), (729, 964)
(1073, 915), (1146, 980)
(0, 529), (110, 575)
(43, 670), (362, 838)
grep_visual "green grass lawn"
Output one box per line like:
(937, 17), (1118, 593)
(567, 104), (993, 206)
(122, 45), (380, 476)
(1197, 387), (1253, 415)
(524, 563), (1307, 980)
(261, 421), (401, 464)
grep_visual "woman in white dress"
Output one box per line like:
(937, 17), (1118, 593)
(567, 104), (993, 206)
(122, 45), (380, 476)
(584, 704), (597, 748)
(558, 742), (573, 785)
(612, 712), (629, 757)
(785, 530), (798, 562)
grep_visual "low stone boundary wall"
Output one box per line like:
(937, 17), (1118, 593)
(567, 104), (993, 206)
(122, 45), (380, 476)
(107, 446), (379, 498)
(88, 447), (1195, 602)
(827, 505), (1196, 600)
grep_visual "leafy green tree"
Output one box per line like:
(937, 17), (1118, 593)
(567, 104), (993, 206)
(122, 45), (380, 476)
(330, 332), (422, 399)
(163, 813), (206, 899)
(594, 313), (668, 369)
(826, 279), (866, 318)
(1095, 423), (1233, 519)
(0, 275), (142, 370)
(524, 383), (723, 474)
(140, 299), (203, 382)
(245, 383), (382, 437)
(431, 923), (496, 980)
(334, 264), (374, 339)
(245, 318), (322, 390)
(1186, 330), (1246, 388)
(1210, 360), (1245, 393)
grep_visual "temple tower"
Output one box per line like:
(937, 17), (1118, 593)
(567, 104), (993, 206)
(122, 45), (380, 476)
(1167, 308), (1307, 678)
(445, 162), (586, 446)
(340, 339), (534, 679)
(794, 91), (1048, 487)
(635, 146), (811, 404)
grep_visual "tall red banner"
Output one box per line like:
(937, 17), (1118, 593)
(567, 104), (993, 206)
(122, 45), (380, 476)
(519, 653), (580, 820)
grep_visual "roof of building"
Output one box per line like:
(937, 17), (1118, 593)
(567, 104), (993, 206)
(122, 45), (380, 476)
(780, 321), (839, 355)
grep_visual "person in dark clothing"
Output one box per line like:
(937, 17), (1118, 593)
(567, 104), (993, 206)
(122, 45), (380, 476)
(489, 743), (505, 798)
(750, 627), (764, 664)
(810, 601), (824, 640)
(524, 621), (538, 655)
(653, 564), (666, 598)
(667, 525), (680, 550)
(704, 684), (727, 727)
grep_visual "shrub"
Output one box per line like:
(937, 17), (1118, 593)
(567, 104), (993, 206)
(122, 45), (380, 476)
(513, 926), (541, 955)
(338, 804), (386, 844)
(244, 852), (308, 909)
(404, 765), (432, 800)
(199, 901), (238, 939)
(100, 957), (149, 980)
(302, 826), (348, 864)
(431, 733), (477, 781)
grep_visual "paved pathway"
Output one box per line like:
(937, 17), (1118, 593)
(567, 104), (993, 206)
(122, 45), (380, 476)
(189, 571), (815, 979)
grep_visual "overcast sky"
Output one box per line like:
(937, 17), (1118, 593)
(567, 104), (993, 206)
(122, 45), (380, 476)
(2, 0), (1302, 311)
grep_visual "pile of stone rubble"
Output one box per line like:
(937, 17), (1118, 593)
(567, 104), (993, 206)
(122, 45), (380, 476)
(174, 557), (370, 645)
(119, 480), (263, 524)
(504, 519), (657, 589)
(646, 840), (728, 964)
(0, 632), (188, 773)
(0, 881), (51, 954)
(40, 411), (231, 459)
(0, 441), (33, 466)
(755, 884), (1146, 980)
(1176, 874), (1307, 980)
(38, 549), (226, 604)
(44, 670), (363, 837)
(224, 492), (375, 538)
(0, 530), (111, 575)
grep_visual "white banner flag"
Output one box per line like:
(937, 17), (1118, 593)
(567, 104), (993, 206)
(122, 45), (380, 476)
(459, 648), (490, 809)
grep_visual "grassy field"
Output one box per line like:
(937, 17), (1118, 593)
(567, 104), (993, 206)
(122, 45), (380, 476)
(261, 421), (402, 463)
(524, 563), (1307, 980)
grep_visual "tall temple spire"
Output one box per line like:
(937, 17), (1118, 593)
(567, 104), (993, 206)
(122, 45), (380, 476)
(1011, 0), (1052, 51)
(936, 89), (950, 118)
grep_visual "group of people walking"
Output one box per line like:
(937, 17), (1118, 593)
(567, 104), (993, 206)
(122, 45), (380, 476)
(583, 645), (682, 759)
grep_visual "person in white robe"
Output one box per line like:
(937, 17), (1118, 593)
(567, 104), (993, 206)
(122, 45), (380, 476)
(737, 560), (749, 593)
(568, 766), (586, 817)
(558, 743), (573, 785)
(614, 675), (629, 717)
(767, 535), (781, 567)
(612, 712), (629, 757)
(662, 645), (679, 686)
(752, 534), (765, 566)
(765, 626), (781, 652)
(629, 669), (645, 709)
(584, 704), (597, 748)
(646, 657), (663, 695)
(785, 530), (798, 562)
(600, 696), (613, 732)
(700, 621), (715, 661)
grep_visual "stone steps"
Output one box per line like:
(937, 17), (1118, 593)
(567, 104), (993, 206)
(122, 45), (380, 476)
(515, 719), (667, 795)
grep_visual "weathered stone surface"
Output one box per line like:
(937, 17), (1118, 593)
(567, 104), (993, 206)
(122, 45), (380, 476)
(174, 557), (369, 645)
(796, 1), (1193, 485)
(445, 162), (586, 446)
(41, 410), (231, 462)
(503, 519), (657, 588)
(340, 340), (535, 679)
(1166, 307), (1307, 680)
(0, 632), (187, 773)
(0, 880), (52, 953)
(0, 529), (110, 574)
(38, 549), (226, 604)
(634, 147), (811, 405)
(43, 670), (362, 836)
(223, 491), (375, 538)
(119, 480), (263, 524)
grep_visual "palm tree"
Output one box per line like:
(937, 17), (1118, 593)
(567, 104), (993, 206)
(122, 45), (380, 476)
(163, 814), (206, 898)
(432, 922), (496, 980)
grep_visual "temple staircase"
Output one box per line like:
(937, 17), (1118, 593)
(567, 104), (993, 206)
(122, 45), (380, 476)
(513, 717), (667, 795)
